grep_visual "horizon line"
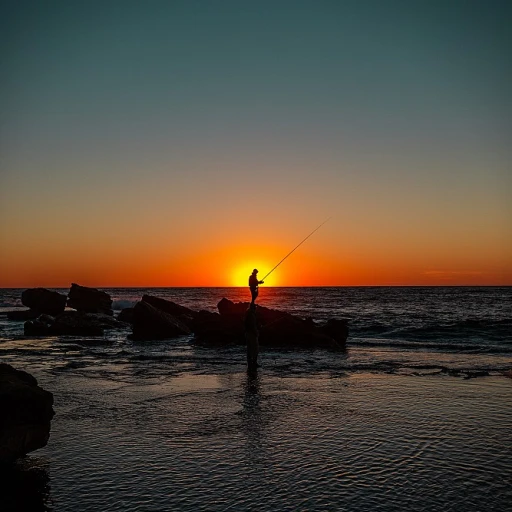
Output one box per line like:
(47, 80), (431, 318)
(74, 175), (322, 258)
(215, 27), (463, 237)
(1, 284), (511, 290)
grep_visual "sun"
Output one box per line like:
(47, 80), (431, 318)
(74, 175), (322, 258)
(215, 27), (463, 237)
(231, 262), (276, 287)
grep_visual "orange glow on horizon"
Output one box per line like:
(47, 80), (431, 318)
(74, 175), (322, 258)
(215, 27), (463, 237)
(231, 261), (277, 287)
(1, 223), (511, 288)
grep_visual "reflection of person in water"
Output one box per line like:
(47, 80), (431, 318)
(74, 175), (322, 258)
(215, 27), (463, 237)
(241, 372), (264, 466)
(244, 302), (259, 371)
(248, 269), (264, 304)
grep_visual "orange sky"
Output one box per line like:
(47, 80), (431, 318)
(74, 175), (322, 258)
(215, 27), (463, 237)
(1, 2), (511, 288)
(1, 212), (511, 287)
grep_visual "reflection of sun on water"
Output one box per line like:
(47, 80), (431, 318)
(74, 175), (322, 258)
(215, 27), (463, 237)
(231, 262), (276, 287)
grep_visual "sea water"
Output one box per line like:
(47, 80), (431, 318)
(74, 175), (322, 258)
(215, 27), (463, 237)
(1, 287), (511, 511)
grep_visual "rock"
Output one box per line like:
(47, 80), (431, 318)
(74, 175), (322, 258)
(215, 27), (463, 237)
(320, 319), (349, 347)
(117, 307), (134, 324)
(6, 309), (40, 321)
(0, 364), (55, 464)
(21, 288), (67, 316)
(24, 312), (111, 337)
(67, 283), (113, 315)
(24, 315), (55, 336)
(49, 311), (129, 335)
(202, 298), (348, 350)
(80, 312), (129, 330)
(193, 310), (243, 345)
(141, 295), (196, 329)
(217, 298), (297, 326)
(130, 301), (191, 340)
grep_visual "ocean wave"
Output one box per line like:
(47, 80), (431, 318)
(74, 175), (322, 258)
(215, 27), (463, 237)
(112, 300), (137, 310)
(349, 337), (512, 354)
(353, 317), (512, 343)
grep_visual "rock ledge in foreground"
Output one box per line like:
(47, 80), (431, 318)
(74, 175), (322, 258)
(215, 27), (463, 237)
(0, 364), (55, 465)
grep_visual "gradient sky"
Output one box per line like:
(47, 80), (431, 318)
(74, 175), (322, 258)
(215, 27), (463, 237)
(1, 0), (510, 287)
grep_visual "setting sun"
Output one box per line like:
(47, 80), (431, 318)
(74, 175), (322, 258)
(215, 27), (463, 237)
(231, 262), (277, 287)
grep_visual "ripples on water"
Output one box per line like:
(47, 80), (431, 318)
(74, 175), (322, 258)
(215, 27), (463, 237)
(4, 372), (511, 512)
(1, 287), (511, 511)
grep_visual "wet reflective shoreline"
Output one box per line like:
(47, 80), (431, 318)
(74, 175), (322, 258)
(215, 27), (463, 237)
(3, 369), (511, 512)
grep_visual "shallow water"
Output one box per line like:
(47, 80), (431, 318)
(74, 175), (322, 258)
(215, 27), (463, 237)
(4, 371), (512, 511)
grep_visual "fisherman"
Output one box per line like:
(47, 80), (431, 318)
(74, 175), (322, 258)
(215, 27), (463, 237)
(249, 269), (264, 304)
(244, 302), (259, 371)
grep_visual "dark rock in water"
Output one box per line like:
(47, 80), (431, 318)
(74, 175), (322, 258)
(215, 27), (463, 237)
(0, 363), (55, 464)
(24, 315), (55, 336)
(21, 288), (67, 315)
(130, 301), (191, 340)
(141, 295), (196, 329)
(320, 319), (349, 347)
(6, 309), (40, 321)
(67, 283), (113, 316)
(259, 313), (334, 349)
(49, 311), (128, 335)
(218, 298), (296, 326)
(79, 312), (129, 330)
(117, 307), (134, 324)
(193, 309), (243, 345)
(23, 311), (128, 336)
(212, 298), (348, 349)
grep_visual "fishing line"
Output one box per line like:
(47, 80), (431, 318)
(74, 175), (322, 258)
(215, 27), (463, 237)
(261, 217), (331, 282)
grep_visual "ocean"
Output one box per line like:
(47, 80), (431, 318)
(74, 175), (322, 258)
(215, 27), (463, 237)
(1, 286), (511, 511)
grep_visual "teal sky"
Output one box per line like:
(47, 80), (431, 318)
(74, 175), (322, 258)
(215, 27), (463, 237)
(1, 0), (511, 286)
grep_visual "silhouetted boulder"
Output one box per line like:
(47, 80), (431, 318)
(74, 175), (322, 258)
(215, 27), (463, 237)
(117, 307), (134, 324)
(0, 364), (55, 464)
(24, 311), (129, 337)
(6, 309), (40, 321)
(210, 298), (348, 349)
(130, 301), (191, 340)
(193, 309), (243, 345)
(21, 288), (67, 316)
(320, 319), (350, 347)
(49, 311), (127, 335)
(141, 295), (196, 329)
(67, 283), (113, 315)
(24, 315), (55, 336)
(217, 298), (297, 326)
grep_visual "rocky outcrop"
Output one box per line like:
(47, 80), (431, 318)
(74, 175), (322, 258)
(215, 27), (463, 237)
(6, 309), (40, 321)
(21, 288), (67, 316)
(0, 364), (54, 464)
(193, 309), (244, 345)
(24, 315), (56, 336)
(208, 298), (348, 350)
(141, 295), (196, 329)
(67, 283), (113, 316)
(320, 318), (350, 348)
(117, 307), (134, 324)
(16, 288), (349, 349)
(130, 301), (192, 340)
(24, 311), (129, 337)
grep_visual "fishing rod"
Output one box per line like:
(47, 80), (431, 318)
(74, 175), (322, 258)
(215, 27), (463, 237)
(261, 217), (331, 282)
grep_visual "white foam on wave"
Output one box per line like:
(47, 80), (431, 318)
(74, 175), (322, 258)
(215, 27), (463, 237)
(112, 299), (137, 311)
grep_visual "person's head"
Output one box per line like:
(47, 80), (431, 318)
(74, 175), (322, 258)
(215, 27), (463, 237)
(252, 269), (258, 275)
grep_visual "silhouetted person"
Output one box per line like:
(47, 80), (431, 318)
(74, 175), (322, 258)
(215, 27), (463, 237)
(249, 269), (264, 304)
(244, 302), (259, 371)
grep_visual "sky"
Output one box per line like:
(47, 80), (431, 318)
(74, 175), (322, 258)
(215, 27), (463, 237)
(1, 0), (510, 287)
